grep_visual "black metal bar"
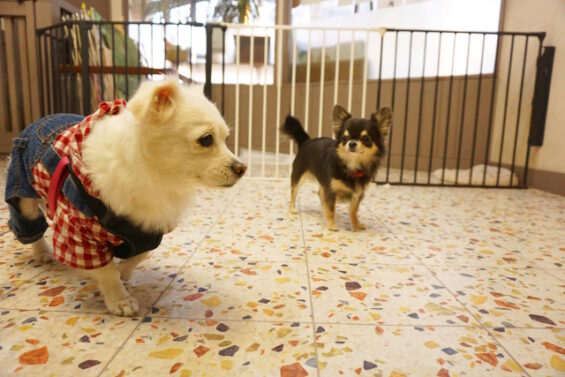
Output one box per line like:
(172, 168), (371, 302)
(36, 22), (539, 39)
(99, 24), (104, 101)
(454, 33), (472, 184)
(441, 33), (457, 185)
(483, 34), (501, 186)
(62, 26), (71, 113)
(427, 32), (442, 184)
(469, 33), (486, 185)
(496, 35), (515, 187)
(79, 22), (92, 114)
(204, 24), (213, 99)
(376, 32), (384, 109)
(509, 36), (529, 187)
(525, 37), (550, 186)
(414, 31), (427, 183)
(112, 24), (116, 99)
(36, 30), (45, 117)
(399, 31), (413, 183)
(37, 20), (204, 33)
(375, 181), (527, 189)
(385, 31), (398, 183)
(50, 33), (58, 113)
(56, 26), (64, 112)
(222, 25), (226, 115)
(44, 31), (52, 114)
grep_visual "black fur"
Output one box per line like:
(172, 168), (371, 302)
(281, 115), (310, 147)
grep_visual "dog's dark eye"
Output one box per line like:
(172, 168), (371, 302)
(198, 134), (214, 147)
(341, 136), (348, 143)
(361, 135), (371, 146)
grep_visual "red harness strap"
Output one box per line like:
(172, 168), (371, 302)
(347, 169), (365, 179)
(47, 156), (70, 219)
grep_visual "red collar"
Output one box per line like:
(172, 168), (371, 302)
(346, 169), (365, 179)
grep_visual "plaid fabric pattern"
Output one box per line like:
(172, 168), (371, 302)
(30, 100), (126, 270)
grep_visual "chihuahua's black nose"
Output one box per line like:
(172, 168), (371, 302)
(231, 161), (247, 177)
(349, 141), (358, 151)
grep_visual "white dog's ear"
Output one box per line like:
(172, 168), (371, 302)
(128, 79), (180, 124)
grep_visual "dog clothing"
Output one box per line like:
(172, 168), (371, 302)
(5, 100), (162, 270)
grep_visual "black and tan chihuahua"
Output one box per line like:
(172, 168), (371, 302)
(281, 104), (392, 231)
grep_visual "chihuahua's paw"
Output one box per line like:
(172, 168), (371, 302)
(353, 222), (366, 231)
(289, 206), (299, 215)
(326, 223), (338, 232)
(106, 294), (139, 317)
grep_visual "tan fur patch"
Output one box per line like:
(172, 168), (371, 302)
(330, 179), (353, 195)
(336, 142), (379, 171)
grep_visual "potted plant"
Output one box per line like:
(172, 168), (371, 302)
(213, 0), (261, 24)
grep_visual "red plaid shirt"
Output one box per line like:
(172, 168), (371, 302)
(31, 100), (127, 270)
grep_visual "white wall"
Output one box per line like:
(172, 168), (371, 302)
(292, 0), (502, 79)
(494, 0), (565, 174)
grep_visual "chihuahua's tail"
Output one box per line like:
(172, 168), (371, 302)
(281, 115), (310, 148)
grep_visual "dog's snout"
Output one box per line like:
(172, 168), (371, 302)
(349, 141), (358, 151)
(231, 161), (247, 177)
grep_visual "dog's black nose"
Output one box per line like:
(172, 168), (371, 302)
(349, 141), (358, 151)
(231, 161), (247, 177)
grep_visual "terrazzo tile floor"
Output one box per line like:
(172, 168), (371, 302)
(1, 177), (564, 377)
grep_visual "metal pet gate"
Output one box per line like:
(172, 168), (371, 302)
(34, 20), (553, 187)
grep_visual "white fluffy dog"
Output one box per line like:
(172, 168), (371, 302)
(6, 78), (246, 316)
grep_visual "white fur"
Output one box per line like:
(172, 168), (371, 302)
(19, 77), (245, 316)
(82, 78), (241, 233)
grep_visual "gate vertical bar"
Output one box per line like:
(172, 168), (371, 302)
(414, 31), (427, 183)
(79, 21), (92, 114)
(496, 35), (515, 186)
(427, 32), (442, 184)
(204, 24), (213, 99)
(469, 33), (486, 185)
(454, 33), (471, 184)
(510, 36), (529, 186)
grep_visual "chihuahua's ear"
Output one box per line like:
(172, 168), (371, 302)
(371, 107), (392, 136)
(332, 104), (351, 136)
(127, 78), (180, 124)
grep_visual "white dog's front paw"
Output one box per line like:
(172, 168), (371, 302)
(106, 294), (139, 317)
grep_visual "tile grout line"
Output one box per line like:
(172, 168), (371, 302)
(95, 182), (246, 377)
(299, 205), (322, 377)
(1, 306), (563, 331)
(381, 219), (534, 377)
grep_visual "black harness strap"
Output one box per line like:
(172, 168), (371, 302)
(68, 168), (163, 259)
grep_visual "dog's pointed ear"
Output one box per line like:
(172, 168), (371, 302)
(127, 79), (180, 124)
(371, 107), (392, 136)
(332, 104), (351, 136)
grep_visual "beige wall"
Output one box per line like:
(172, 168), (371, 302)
(496, 0), (565, 174)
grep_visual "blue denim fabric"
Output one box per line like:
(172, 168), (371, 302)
(5, 114), (85, 244)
